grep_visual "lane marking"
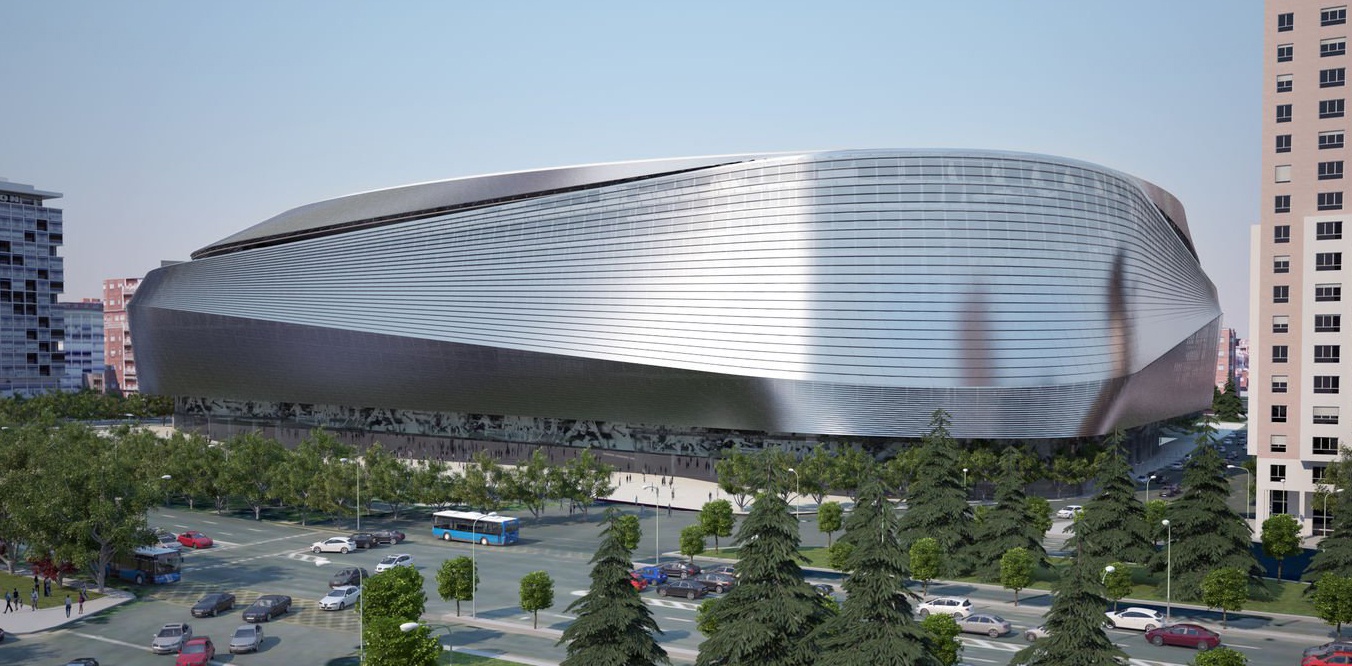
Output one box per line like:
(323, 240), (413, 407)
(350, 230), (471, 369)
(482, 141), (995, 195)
(663, 616), (694, 623)
(201, 520), (219, 525)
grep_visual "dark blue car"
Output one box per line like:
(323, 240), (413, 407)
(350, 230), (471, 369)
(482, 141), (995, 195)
(632, 566), (668, 586)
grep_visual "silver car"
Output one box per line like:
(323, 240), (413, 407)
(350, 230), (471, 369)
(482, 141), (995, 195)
(150, 622), (192, 654)
(229, 623), (264, 654)
(956, 613), (1012, 638)
(320, 585), (361, 611)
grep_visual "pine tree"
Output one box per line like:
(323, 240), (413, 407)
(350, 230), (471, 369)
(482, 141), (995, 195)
(1151, 443), (1260, 601)
(558, 508), (669, 666)
(814, 474), (940, 666)
(697, 493), (828, 666)
(1306, 451), (1352, 583)
(1066, 446), (1152, 566)
(971, 449), (1046, 579)
(898, 409), (974, 574)
(1010, 554), (1127, 666)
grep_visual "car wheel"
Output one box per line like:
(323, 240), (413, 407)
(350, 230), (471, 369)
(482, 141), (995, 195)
(917, 609), (929, 618)
(313, 547), (321, 553)
(1143, 624), (1156, 632)
(1196, 642), (1209, 652)
(715, 585), (725, 594)
(687, 591), (696, 600)
(1151, 636), (1164, 646)
(210, 607), (217, 617)
(480, 537), (488, 546)
(339, 601), (346, 610)
(1025, 633), (1036, 642)
(341, 547), (349, 553)
(442, 532), (451, 541)
(989, 629), (1000, 638)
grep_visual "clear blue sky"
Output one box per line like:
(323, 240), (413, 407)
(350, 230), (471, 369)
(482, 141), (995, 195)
(1, 1), (1261, 335)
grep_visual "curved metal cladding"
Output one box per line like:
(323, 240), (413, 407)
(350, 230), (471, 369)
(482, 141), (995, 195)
(130, 149), (1220, 440)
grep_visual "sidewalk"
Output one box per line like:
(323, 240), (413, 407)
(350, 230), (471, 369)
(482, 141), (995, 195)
(2, 579), (136, 635)
(440, 612), (700, 665)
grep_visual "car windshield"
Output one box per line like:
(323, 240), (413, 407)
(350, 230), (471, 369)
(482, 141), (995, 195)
(183, 643), (205, 654)
(159, 627), (182, 637)
(380, 556), (398, 564)
(233, 627), (253, 639)
(256, 599), (273, 607)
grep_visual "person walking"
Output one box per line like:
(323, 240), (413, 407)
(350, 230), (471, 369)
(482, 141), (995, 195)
(77, 588), (85, 614)
(30, 588), (38, 611)
(3, 589), (11, 613)
(64, 594), (71, 618)
(43, 577), (50, 597)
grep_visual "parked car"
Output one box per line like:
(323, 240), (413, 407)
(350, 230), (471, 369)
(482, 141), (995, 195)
(375, 553), (414, 573)
(956, 614), (1012, 638)
(705, 564), (738, 578)
(151, 622), (193, 654)
(1144, 623), (1221, 650)
(242, 595), (292, 622)
(1024, 625), (1051, 642)
(175, 637), (215, 666)
(629, 571), (649, 591)
(320, 585), (361, 611)
(812, 583), (836, 597)
(370, 528), (406, 545)
(916, 597), (973, 619)
(350, 533), (376, 549)
(1159, 485), (1182, 498)
(659, 561), (701, 579)
(228, 624), (264, 654)
(156, 532), (184, 551)
(695, 572), (737, 594)
(190, 592), (236, 618)
(1054, 505), (1083, 519)
(312, 536), (357, 554)
(656, 579), (708, 600)
(1105, 607), (1165, 632)
(1305, 640), (1352, 658)
(1304, 649), (1352, 666)
(177, 531), (213, 549)
(632, 566), (668, 586)
(63, 660), (99, 666)
(329, 567), (369, 589)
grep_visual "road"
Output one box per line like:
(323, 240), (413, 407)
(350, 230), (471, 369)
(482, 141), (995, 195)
(3, 501), (1332, 665)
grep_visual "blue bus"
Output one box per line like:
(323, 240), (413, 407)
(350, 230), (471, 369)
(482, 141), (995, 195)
(109, 546), (182, 584)
(432, 510), (521, 545)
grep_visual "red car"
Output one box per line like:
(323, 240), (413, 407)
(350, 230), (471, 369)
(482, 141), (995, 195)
(177, 531), (214, 549)
(1304, 649), (1352, 665)
(175, 637), (214, 666)
(629, 572), (648, 592)
(1144, 623), (1221, 650)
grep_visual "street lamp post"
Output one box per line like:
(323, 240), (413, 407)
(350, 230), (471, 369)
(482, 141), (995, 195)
(160, 474), (172, 508)
(399, 621), (454, 654)
(1144, 474), (1157, 502)
(339, 457), (362, 661)
(787, 467), (800, 522)
(1100, 564), (1115, 584)
(340, 458), (361, 531)
(1322, 488), (1345, 537)
(1162, 519), (1172, 621)
(1227, 464), (1251, 520)
(644, 484), (660, 565)
(471, 513), (492, 618)
(962, 467), (968, 493)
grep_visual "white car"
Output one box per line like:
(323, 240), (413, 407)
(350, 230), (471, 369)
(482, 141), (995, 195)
(375, 553), (414, 573)
(1105, 606), (1165, 631)
(319, 585), (361, 611)
(312, 537), (357, 554)
(155, 532), (184, 552)
(915, 596), (972, 619)
(1054, 505), (1083, 519)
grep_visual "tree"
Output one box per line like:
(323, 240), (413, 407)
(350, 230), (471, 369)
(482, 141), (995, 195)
(972, 449), (1047, 578)
(504, 449), (554, 520)
(519, 570), (555, 629)
(563, 449), (616, 514)
(817, 501), (843, 546)
(1026, 496), (1053, 537)
(910, 538), (943, 597)
(364, 442), (416, 519)
(919, 614), (962, 666)
(435, 556), (477, 617)
(1102, 563), (1133, 611)
(1200, 567), (1246, 628)
(1212, 378), (1246, 421)
(898, 410), (974, 575)
(365, 563), (428, 622)
(1313, 574), (1352, 635)
(461, 451), (504, 512)
(363, 616), (442, 666)
(557, 508), (669, 666)
(814, 474), (938, 665)
(1261, 513), (1303, 581)
(696, 596), (721, 637)
(1001, 547), (1035, 606)
(1151, 443), (1260, 601)
(615, 513), (642, 552)
(796, 445), (836, 505)
(1194, 647), (1248, 666)
(218, 432), (287, 520)
(699, 500), (734, 552)
(1067, 447), (1152, 566)
(829, 447), (872, 500)
(697, 493), (828, 666)
(1144, 499), (1169, 548)
(715, 452), (756, 511)
(278, 429), (351, 525)
(680, 524), (706, 563)
(1307, 449), (1352, 584)
(1010, 553), (1126, 666)
(827, 541), (854, 572)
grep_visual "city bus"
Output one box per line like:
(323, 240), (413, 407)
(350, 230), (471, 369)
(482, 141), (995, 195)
(109, 546), (183, 585)
(432, 510), (521, 545)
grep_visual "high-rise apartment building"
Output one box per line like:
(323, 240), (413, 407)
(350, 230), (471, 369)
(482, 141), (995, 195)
(0, 179), (65, 397)
(56, 299), (104, 392)
(1217, 327), (1240, 390)
(104, 277), (140, 395)
(1253, 1), (1352, 537)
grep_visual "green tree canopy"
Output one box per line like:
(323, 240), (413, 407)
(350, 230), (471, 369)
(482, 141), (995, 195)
(519, 570), (555, 629)
(614, 513), (642, 552)
(1200, 567), (1247, 627)
(898, 410), (974, 575)
(1194, 646), (1248, 666)
(972, 449), (1047, 579)
(1067, 447), (1152, 566)
(435, 556), (477, 617)
(1010, 553), (1127, 666)
(909, 537), (943, 597)
(1260, 513), (1303, 581)
(363, 616), (441, 666)
(365, 563), (428, 623)
(1001, 547), (1035, 606)
(919, 614), (962, 666)
(680, 524), (706, 562)
(1313, 573), (1352, 634)
(1307, 449), (1352, 584)
(699, 500), (734, 552)
(1102, 563), (1133, 611)
(817, 501), (843, 546)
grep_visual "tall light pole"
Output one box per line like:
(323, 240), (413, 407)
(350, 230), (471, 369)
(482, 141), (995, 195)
(471, 513), (491, 618)
(1227, 464), (1250, 520)
(1144, 474), (1157, 502)
(1162, 519), (1172, 621)
(1100, 564), (1115, 585)
(787, 467), (800, 522)
(160, 474), (172, 508)
(1322, 488), (1345, 537)
(962, 467), (968, 491)
(339, 457), (362, 662)
(644, 484), (660, 564)
(340, 458), (361, 531)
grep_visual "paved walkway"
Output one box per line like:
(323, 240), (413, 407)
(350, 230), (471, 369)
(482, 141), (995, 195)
(2, 578), (136, 634)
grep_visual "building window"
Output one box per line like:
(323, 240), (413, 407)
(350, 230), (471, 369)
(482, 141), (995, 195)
(1319, 220), (1345, 238)
(1277, 164), (1293, 182)
(1280, 11), (1296, 30)
(1272, 434), (1289, 453)
(1325, 6), (1348, 26)
(1272, 490), (1290, 516)
(1280, 73), (1295, 92)
(1275, 315), (1291, 333)
(1274, 405), (1289, 422)
(1276, 224), (1292, 242)
(1316, 466), (1330, 486)
(1325, 67), (1349, 87)
(1318, 283), (1344, 301)
(1275, 285), (1291, 303)
(1274, 374), (1290, 392)
(1322, 160), (1346, 178)
(1318, 314), (1344, 331)
(1272, 464), (1288, 482)
(1318, 251), (1344, 269)
(1323, 99), (1347, 118)
(1275, 256), (1292, 273)
(1316, 375), (1342, 393)
(1315, 406), (1341, 424)
(1278, 104), (1294, 123)
(1322, 130), (1346, 148)
(1321, 192), (1346, 210)
(1316, 436), (1342, 454)
(1324, 37), (1348, 57)
(1274, 345), (1290, 363)
(1280, 43), (1295, 62)
(1277, 195), (1292, 213)
(1316, 344), (1342, 362)
(1278, 134), (1293, 152)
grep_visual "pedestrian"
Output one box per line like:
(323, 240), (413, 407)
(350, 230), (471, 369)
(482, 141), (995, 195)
(78, 588), (85, 614)
(43, 577), (50, 597)
(3, 589), (11, 613)
(64, 594), (71, 618)
(30, 588), (37, 610)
